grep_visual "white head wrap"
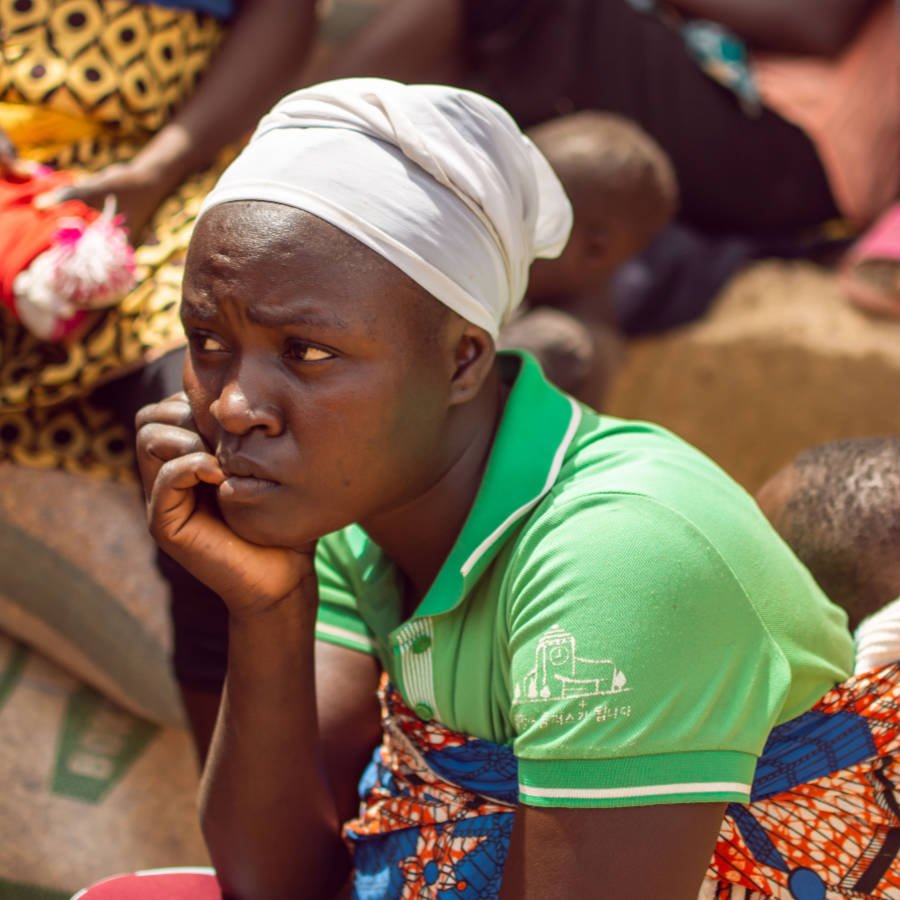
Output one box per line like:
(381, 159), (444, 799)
(198, 78), (573, 337)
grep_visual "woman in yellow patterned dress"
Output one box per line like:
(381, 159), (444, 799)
(0, 0), (317, 479)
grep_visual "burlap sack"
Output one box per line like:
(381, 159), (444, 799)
(0, 633), (205, 898)
(0, 463), (182, 726)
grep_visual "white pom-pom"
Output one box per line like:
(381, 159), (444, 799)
(13, 196), (136, 340)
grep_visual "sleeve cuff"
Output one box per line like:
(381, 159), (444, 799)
(517, 750), (757, 808)
(315, 603), (377, 656)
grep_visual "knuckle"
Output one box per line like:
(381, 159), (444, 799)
(134, 403), (157, 430)
(135, 394), (192, 429)
(137, 424), (202, 463)
(147, 517), (163, 541)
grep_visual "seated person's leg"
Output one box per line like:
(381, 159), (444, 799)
(160, 549), (228, 764)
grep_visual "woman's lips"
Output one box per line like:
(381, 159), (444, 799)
(217, 474), (281, 501)
(216, 455), (282, 501)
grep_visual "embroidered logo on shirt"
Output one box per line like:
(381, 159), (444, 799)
(512, 624), (629, 705)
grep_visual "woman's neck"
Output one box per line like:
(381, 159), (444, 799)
(362, 364), (507, 609)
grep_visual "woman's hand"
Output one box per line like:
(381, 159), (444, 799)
(38, 158), (172, 241)
(136, 393), (318, 618)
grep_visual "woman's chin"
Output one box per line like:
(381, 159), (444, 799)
(218, 504), (300, 549)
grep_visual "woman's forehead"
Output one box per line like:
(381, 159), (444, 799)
(185, 202), (446, 334)
(194, 201), (355, 253)
(189, 203), (406, 289)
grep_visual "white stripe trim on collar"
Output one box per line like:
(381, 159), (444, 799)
(460, 397), (582, 578)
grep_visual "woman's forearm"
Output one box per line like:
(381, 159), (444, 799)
(666, 0), (876, 55)
(130, 0), (318, 190)
(199, 594), (348, 900)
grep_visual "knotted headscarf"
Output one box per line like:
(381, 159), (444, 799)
(199, 78), (573, 337)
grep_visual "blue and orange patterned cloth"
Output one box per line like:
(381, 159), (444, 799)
(345, 666), (900, 898)
(344, 678), (518, 898)
(74, 664), (900, 898)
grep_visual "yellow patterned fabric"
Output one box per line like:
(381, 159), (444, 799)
(0, 0), (235, 478)
(0, 101), (102, 153)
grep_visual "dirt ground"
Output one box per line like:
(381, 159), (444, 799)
(608, 258), (900, 493)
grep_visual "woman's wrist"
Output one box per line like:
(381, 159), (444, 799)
(225, 571), (321, 634)
(127, 124), (208, 193)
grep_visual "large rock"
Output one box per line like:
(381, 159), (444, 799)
(607, 260), (900, 492)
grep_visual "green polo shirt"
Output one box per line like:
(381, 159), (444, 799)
(314, 351), (853, 809)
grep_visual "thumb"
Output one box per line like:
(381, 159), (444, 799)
(33, 187), (73, 209)
(34, 183), (116, 214)
(1, 156), (42, 179)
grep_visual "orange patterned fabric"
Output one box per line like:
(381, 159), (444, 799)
(347, 668), (900, 897)
(72, 666), (900, 897)
(704, 663), (900, 898)
(344, 676), (517, 897)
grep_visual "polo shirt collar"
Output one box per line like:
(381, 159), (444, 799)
(414, 349), (582, 619)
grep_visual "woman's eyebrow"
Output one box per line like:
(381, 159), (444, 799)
(180, 295), (218, 321)
(181, 294), (351, 331)
(247, 305), (351, 331)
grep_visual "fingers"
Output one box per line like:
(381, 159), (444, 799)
(148, 450), (224, 542)
(137, 395), (221, 550)
(33, 169), (117, 211)
(137, 422), (206, 497)
(34, 182), (107, 212)
(30, 162), (161, 237)
(135, 393), (202, 499)
(135, 392), (192, 431)
(147, 452), (236, 589)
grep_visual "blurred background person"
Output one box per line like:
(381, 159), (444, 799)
(756, 436), (900, 673)
(299, 0), (898, 333)
(0, 0), (319, 480)
(499, 111), (678, 406)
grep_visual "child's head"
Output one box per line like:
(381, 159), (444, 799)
(526, 112), (678, 302)
(755, 437), (900, 630)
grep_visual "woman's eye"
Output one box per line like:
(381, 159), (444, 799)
(190, 333), (227, 353)
(285, 341), (334, 362)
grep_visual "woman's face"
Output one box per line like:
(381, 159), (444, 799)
(181, 202), (458, 549)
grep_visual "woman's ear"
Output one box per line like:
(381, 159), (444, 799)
(448, 324), (496, 406)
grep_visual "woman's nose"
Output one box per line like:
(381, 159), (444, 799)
(209, 377), (283, 436)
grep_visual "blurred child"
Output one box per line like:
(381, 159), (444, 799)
(499, 111), (677, 407)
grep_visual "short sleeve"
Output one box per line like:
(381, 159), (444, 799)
(314, 532), (377, 656)
(506, 493), (790, 809)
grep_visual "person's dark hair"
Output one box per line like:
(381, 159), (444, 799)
(777, 437), (900, 629)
